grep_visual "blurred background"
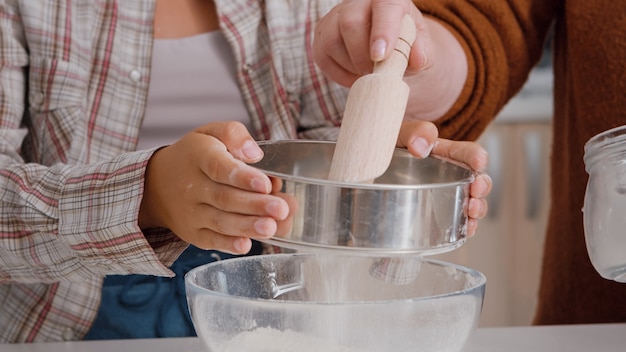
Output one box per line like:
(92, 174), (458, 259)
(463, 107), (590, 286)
(434, 28), (555, 327)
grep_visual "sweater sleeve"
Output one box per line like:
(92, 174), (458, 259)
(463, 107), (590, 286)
(414, 0), (559, 140)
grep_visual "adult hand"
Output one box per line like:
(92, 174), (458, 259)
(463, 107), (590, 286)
(313, 0), (429, 88)
(139, 122), (291, 255)
(313, 0), (467, 121)
(396, 119), (491, 237)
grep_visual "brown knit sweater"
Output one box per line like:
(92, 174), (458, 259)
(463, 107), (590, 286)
(415, 0), (626, 324)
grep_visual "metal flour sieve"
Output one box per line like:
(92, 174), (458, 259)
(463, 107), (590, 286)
(252, 140), (474, 256)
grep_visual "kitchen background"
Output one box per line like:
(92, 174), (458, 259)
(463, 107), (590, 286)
(434, 31), (554, 327)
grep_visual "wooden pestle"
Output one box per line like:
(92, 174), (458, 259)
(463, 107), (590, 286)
(328, 15), (417, 183)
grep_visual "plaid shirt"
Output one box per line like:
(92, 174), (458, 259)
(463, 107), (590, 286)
(0, 0), (346, 342)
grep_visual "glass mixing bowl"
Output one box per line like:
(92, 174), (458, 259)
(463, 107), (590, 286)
(185, 253), (485, 352)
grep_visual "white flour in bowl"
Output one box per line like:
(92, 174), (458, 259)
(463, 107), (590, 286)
(217, 327), (361, 352)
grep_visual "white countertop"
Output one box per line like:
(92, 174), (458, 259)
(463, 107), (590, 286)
(1, 323), (623, 352)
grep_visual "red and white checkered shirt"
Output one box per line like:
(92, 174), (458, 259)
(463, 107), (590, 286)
(0, 0), (346, 342)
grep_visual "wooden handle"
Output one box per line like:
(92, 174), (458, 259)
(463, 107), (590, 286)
(328, 15), (417, 183)
(373, 17), (415, 78)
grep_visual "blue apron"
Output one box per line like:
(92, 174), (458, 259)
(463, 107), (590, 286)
(83, 241), (263, 340)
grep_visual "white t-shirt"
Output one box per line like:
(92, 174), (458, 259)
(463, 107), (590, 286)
(138, 31), (251, 150)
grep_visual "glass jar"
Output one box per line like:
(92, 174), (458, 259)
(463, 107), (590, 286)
(583, 125), (626, 282)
